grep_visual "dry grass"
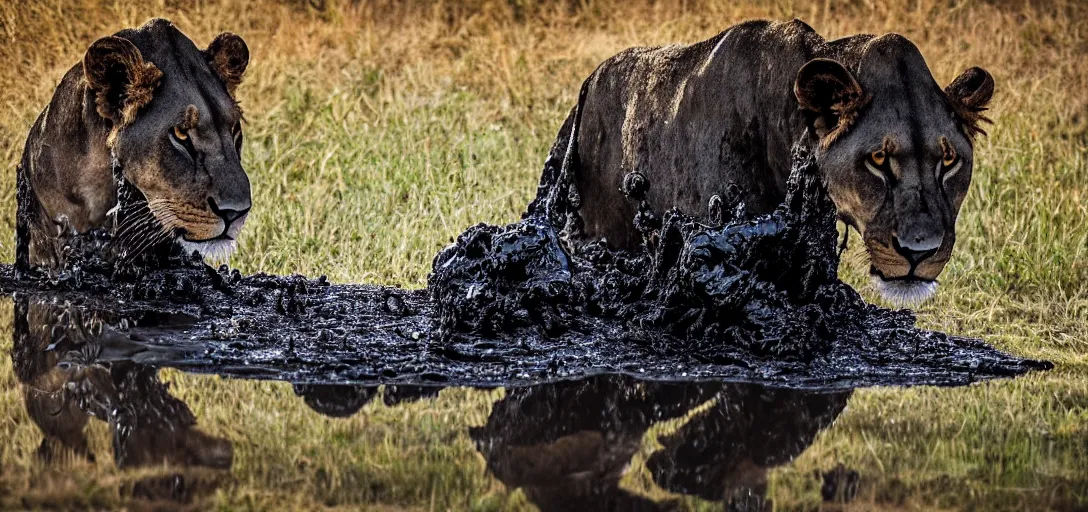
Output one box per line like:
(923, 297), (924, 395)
(0, 0), (1086, 509)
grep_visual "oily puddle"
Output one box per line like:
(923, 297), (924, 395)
(2, 294), (1081, 510)
(0, 265), (1048, 389)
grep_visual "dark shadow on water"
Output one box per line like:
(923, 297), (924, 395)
(0, 264), (1048, 389)
(290, 383), (441, 417)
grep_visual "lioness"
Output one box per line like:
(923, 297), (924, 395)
(551, 19), (993, 305)
(16, 18), (251, 271)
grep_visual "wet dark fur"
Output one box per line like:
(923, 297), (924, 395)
(541, 19), (992, 287)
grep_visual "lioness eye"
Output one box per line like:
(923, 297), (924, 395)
(172, 126), (189, 141)
(870, 150), (886, 167)
(232, 122), (243, 152)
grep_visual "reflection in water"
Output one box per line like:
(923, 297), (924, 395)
(10, 295), (232, 504)
(647, 383), (850, 507)
(472, 376), (851, 511)
(292, 383), (380, 417)
(291, 384), (442, 417)
(8, 294), (854, 508)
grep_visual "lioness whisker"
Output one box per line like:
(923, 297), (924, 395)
(115, 216), (159, 244)
(121, 228), (172, 261)
(113, 206), (175, 261)
(116, 206), (155, 230)
(116, 216), (156, 237)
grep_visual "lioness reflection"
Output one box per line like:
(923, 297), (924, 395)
(291, 383), (440, 417)
(471, 376), (851, 510)
(11, 297), (231, 504)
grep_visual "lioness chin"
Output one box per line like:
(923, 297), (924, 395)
(545, 19), (993, 307)
(16, 18), (252, 271)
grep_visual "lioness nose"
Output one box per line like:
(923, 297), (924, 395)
(893, 236), (938, 267)
(208, 197), (250, 224)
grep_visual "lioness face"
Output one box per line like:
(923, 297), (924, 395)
(84, 22), (251, 263)
(116, 89), (250, 264)
(794, 36), (994, 305)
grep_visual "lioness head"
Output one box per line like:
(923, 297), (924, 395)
(83, 19), (251, 263)
(794, 34), (994, 305)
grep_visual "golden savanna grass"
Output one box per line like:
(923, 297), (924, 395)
(0, 0), (1086, 509)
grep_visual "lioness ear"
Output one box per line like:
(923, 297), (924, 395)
(83, 36), (163, 125)
(945, 67), (994, 139)
(794, 59), (868, 142)
(204, 33), (249, 95)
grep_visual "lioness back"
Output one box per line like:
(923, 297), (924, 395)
(576, 20), (822, 248)
(560, 19), (993, 305)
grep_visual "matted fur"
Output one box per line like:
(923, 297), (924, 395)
(83, 36), (163, 128)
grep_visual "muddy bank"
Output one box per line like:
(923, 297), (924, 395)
(0, 144), (1050, 388)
